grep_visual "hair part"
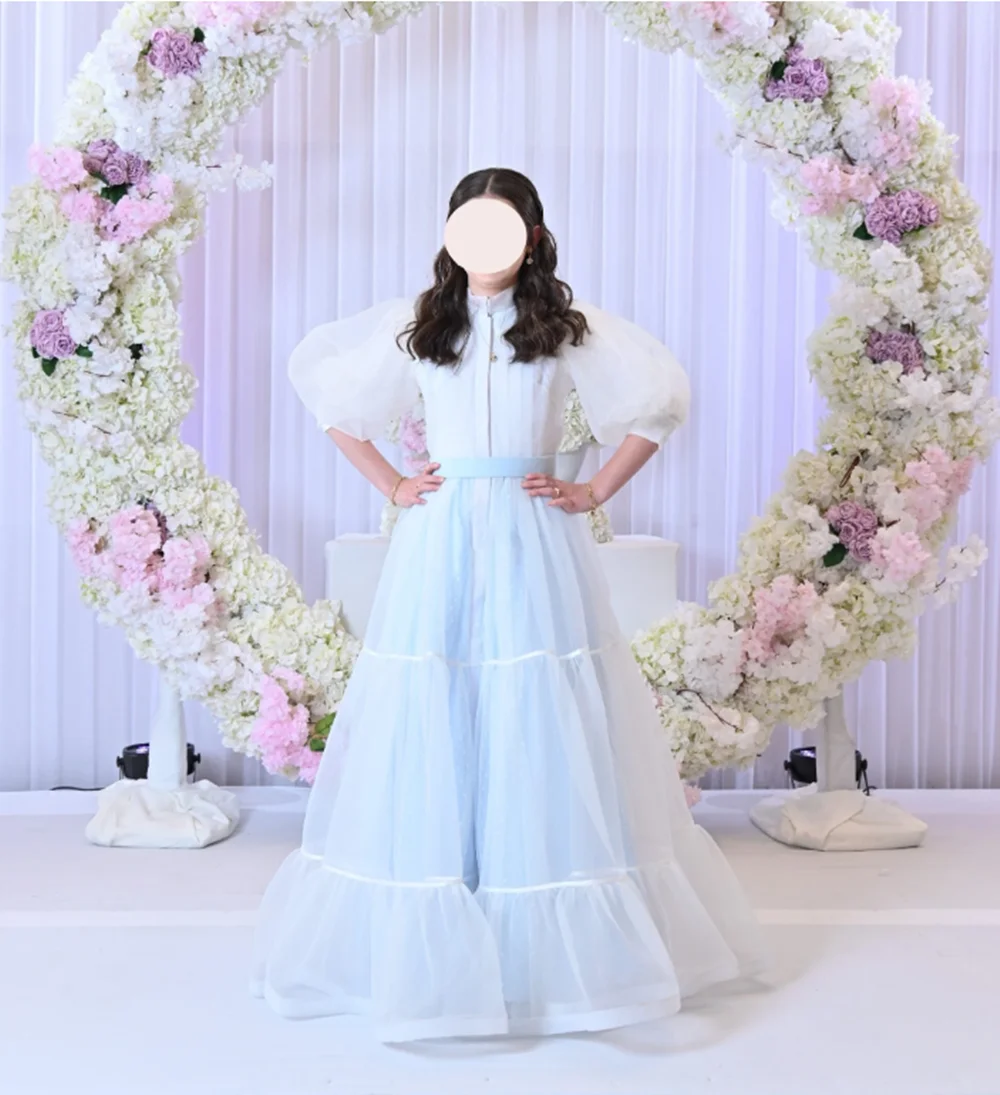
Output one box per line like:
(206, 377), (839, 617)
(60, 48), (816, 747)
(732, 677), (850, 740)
(397, 168), (589, 366)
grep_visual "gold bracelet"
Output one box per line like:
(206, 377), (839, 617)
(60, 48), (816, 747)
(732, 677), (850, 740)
(585, 482), (599, 512)
(389, 474), (405, 506)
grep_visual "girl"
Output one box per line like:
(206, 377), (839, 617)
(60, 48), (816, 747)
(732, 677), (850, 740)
(252, 168), (768, 1043)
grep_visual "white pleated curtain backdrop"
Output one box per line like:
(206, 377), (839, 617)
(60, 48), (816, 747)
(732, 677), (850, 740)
(0, 2), (997, 791)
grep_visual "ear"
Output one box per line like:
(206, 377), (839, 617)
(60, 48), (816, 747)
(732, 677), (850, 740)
(531, 224), (542, 248)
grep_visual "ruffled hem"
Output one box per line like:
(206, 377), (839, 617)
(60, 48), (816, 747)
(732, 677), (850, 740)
(252, 844), (765, 1043)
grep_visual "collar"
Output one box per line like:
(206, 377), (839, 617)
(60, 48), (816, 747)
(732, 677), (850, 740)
(467, 283), (517, 317)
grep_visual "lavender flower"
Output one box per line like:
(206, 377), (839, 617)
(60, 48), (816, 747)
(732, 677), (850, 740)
(123, 152), (151, 188)
(30, 309), (77, 360)
(827, 501), (879, 562)
(765, 44), (830, 102)
(866, 329), (925, 375)
(147, 27), (207, 77)
(863, 189), (939, 244)
(82, 138), (120, 177)
(101, 151), (131, 187)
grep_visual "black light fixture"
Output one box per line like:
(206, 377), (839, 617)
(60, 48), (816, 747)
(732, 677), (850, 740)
(784, 746), (871, 794)
(117, 742), (201, 781)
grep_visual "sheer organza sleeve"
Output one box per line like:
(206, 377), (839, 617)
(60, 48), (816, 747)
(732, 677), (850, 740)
(287, 297), (419, 441)
(563, 303), (691, 449)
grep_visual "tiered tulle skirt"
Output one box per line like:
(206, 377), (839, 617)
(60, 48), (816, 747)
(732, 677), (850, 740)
(251, 475), (768, 1041)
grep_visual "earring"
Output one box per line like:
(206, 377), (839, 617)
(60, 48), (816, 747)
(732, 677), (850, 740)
(525, 251), (533, 265)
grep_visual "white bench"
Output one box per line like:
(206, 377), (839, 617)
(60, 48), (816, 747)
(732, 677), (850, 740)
(325, 533), (679, 640)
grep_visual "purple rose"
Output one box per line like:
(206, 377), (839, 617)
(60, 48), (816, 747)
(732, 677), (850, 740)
(864, 189), (939, 244)
(864, 194), (901, 243)
(893, 189), (925, 234)
(827, 501), (879, 562)
(101, 150), (130, 186)
(147, 27), (206, 77)
(123, 151), (150, 188)
(764, 44), (830, 102)
(82, 138), (120, 177)
(30, 309), (78, 360)
(866, 329), (925, 375)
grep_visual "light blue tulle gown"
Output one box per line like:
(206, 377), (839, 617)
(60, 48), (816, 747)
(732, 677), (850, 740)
(251, 285), (769, 1042)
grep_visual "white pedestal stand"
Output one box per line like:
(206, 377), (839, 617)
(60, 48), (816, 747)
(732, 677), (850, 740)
(85, 674), (240, 849)
(749, 693), (928, 851)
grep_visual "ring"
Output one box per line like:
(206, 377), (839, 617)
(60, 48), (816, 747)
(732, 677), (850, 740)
(553, 485), (561, 497)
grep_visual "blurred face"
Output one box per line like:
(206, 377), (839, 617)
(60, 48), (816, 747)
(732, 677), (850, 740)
(444, 196), (528, 290)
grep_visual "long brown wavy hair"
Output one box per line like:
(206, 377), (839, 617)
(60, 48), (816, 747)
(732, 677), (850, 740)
(397, 168), (589, 366)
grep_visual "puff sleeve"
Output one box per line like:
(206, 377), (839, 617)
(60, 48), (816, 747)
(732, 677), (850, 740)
(287, 297), (420, 441)
(563, 303), (690, 449)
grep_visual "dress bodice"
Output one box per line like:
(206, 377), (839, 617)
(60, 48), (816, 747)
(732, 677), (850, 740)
(414, 286), (574, 460)
(287, 289), (690, 453)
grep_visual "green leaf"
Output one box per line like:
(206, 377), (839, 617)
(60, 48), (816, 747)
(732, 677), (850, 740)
(76, 345), (93, 358)
(307, 736), (326, 752)
(41, 358), (57, 377)
(100, 183), (130, 205)
(31, 347), (39, 359)
(823, 542), (848, 568)
(129, 343), (144, 360)
(853, 222), (874, 240)
(193, 26), (206, 43)
(314, 713), (335, 735)
(770, 60), (787, 81)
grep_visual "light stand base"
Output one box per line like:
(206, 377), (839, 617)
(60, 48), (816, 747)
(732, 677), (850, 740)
(749, 784), (927, 851)
(86, 674), (240, 849)
(85, 778), (240, 849)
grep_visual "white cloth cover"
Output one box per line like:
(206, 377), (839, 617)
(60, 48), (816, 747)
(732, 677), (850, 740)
(286, 291), (690, 448)
(255, 288), (768, 1042)
(85, 779), (241, 849)
(750, 785), (929, 851)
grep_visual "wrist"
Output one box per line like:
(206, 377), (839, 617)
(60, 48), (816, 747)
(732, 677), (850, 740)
(387, 472), (406, 503)
(584, 480), (603, 509)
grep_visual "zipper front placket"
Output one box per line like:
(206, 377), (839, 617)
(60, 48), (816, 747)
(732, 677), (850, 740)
(485, 298), (497, 456)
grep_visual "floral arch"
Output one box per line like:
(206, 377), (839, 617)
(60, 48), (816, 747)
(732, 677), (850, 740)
(2, 1), (994, 782)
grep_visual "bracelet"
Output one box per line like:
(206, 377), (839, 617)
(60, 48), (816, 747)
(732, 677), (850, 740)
(585, 482), (599, 512)
(389, 474), (405, 506)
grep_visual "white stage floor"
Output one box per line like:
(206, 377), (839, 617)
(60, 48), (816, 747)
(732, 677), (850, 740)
(2, 787), (999, 1095)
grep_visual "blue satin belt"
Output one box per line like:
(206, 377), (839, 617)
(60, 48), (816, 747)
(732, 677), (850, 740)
(432, 456), (557, 479)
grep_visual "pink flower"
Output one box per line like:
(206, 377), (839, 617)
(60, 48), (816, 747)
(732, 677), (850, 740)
(800, 156), (880, 216)
(866, 76), (922, 168)
(743, 576), (819, 665)
(947, 457), (975, 503)
(157, 535), (212, 599)
(901, 448), (976, 529)
(686, 2), (741, 35)
(60, 190), (110, 224)
(250, 673), (312, 776)
(98, 195), (173, 243)
(67, 518), (101, 576)
(105, 506), (164, 590)
(870, 528), (931, 584)
(28, 144), (88, 190)
(185, 0), (276, 28)
(294, 746), (323, 785)
(136, 173), (174, 200)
